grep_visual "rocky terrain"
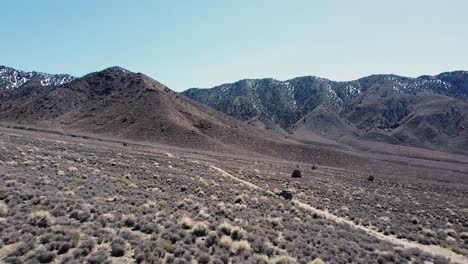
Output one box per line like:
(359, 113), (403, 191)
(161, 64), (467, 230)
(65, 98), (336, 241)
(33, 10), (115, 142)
(0, 126), (467, 264)
(183, 72), (468, 154)
(0, 67), (363, 167)
(0, 66), (75, 100)
(0, 65), (467, 263)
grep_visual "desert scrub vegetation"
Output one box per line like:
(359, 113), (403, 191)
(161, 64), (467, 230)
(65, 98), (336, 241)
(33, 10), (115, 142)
(28, 210), (54, 228)
(0, 132), (463, 263)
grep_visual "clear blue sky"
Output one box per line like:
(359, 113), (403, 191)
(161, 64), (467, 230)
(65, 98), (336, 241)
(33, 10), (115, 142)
(1, 0), (467, 91)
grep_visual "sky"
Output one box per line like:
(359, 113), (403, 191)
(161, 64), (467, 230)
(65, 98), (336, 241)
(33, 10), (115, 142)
(1, 0), (467, 91)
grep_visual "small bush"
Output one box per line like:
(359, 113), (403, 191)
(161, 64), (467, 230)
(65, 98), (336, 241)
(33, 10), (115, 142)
(192, 222), (208, 237)
(367, 175), (374, 182)
(28, 211), (54, 228)
(232, 240), (251, 254)
(218, 235), (233, 250)
(70, 209), (91, 222)
(134, 241), (165, 263)
(205, 231), (218, 247)
(218, 222), (234, 235)
(122, 214), (137, 227)
(291, 170), (302, 178)
(234, 195), (245, 204)
(86, 250), (109, 264)
(309, 258), (325, 264)
(180, 216), (194, 230)
(8, 236), (36, 257)
(110, 237), (126, 257)
(163, 244), (174, 253)
(35, 250), (56, 263)
(230, 227), (246, 240)
(0, 201), (8, 216)
(198, 253), (211, 264)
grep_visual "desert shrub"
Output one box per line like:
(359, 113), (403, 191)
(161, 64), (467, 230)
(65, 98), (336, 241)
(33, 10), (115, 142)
(367, 175), (374, 182)
(118, 228), (140, 241)
(86, 250), (110, 264)
(205, 231), (218, 247)
(218, 222), (234, 235)
(191, 222), (208, 237)
(58, 256), (80, 264)
(230, 227), (246, 240)
(163, 243), (174, 253)
(110, 237), (126, 257)
(257, 255), (296, 264)
(292, 170), (302, 178)
(173, 245), (186, 257)
(251, 238), (267, 253)
(72, 248), (91, 259)
(232, 240), (251, 254)
(161, 227), (183, 244)
(0, 201), (8, 216)
(56, 242), (72, 255)
(174, 258), (189, 264)
(97, 213), (115, 227)
(28, 211), (54, 228)
(267, 217), (282, 228)
(8, 235), (36, 257)
(122, 214), (137, 227)
(134, 241), (165, 263)
(95, 228), (115, 244)
(4, 256), (22, 264)
(51, 203), (67, 217)
(218, 235), (233, 250)
(180, 216), (194, 229)
(70, 209), (91, 222)
(78, 237), (95, 251)
(34, 249), (56, 263)
(198, 253), (211, 264)
(138, 221), (159, 234)
(234, 194), (247, 204)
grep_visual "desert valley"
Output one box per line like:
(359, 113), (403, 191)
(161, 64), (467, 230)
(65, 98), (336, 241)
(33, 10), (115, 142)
(0, 66), (467, 264)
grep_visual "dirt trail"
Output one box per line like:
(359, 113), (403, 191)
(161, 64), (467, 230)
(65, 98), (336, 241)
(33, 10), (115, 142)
(209, 165), (262, 191)
(209, 164), (468, 264)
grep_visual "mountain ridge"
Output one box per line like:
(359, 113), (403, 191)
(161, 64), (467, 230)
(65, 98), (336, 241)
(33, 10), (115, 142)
(0, 66), (361, 166)
(183, 70), (468, 154)
(1, 65), (467, 155)
(0, 65), (75, 90)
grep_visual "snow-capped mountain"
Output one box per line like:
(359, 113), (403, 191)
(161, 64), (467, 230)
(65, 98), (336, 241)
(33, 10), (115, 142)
(183, 71), (468, 154)
(0, 65), (75, 91)
(183, 71), (468, 129)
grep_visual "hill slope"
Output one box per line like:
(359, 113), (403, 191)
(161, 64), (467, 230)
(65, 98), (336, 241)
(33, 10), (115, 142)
(0, 66), (360, 166)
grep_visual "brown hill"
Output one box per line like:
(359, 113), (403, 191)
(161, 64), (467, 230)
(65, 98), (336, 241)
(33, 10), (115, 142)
(0, 67), (361, 166)
(341, 85), (468, 154)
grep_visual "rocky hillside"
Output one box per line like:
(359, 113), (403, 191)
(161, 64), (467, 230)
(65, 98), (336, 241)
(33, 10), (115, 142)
(0, 66), (75, 99)
(183, 72), (468, 153)
(0, 66), (361, 166)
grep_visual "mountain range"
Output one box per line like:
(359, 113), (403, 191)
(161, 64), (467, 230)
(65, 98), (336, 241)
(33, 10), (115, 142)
(0, 65), (75, 99)
(1, 65), (467, 156)
(183, 72), (468, 154)
(0, 66), (358, 166)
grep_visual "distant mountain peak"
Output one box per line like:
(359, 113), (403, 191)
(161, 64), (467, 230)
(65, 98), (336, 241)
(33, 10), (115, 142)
(0, 66), (76, 91)
(102, 66), (131, 73)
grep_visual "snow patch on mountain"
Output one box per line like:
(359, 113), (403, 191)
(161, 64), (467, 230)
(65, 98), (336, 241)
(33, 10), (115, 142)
(0, 66), (75, 91)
